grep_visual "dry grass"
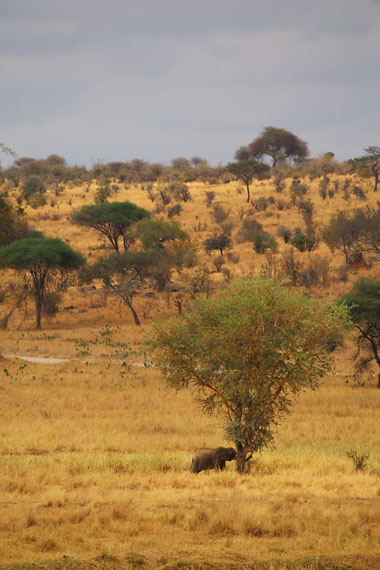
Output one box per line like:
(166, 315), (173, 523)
(1, 331), (380, 568)
(1, 176), (380, 569)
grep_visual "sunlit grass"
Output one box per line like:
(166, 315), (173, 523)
(1, 343), (380, 566)
(1, 176), (380, 567)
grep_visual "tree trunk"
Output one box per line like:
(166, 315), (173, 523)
(373, 170), (379, 193)
(35, 294), (42, 329)
(245, 182), (250, 203)
(377, 370), (380, 389)
(123, 295), (141, 326)
(107, 283), (141, 326)
(235, 442), (251, 473)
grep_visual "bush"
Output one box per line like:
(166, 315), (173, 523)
(204, 233), (232, 255)
(251, 197), (269, 211)
(253, 233), (278, 254)
(205, 191), (215, 207)
(236, 219), (264, 243)
(212, 204), (229, 225)
(212, 255), (226, 272)
(346, 450), (369, 472)
(277, 226), (292, 243)
(168, 204), (182, 218)
(291, 232), (313, 252)
(23, 175), (46, 198)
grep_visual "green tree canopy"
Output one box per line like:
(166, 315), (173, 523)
(148, 278), (348, 472)
(0, 195), (42, 246)
(0, 237), (85, 328)
(341, 278), (380, 387)
(135, 219), (187, 250)
(227, 160), (270, 202)
(204, 233), (232, 256)
(72, 201), (150, 253)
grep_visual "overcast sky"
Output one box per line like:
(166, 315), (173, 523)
(1, 0), (379, 167)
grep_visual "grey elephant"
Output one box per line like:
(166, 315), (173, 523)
(190, 447), (237, 473)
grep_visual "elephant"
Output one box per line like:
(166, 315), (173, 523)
(190, 446), (237, 473)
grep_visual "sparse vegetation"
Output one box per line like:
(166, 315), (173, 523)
(1, 148), (380, 569)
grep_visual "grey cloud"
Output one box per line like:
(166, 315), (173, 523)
(0, 0), (379, 165)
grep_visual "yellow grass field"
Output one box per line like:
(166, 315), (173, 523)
(1, 176), (380, 569)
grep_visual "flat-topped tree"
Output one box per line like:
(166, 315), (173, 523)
(0, 237), (85, 329)
(72, 201), (150, 253)
(245, 126), (309, 167)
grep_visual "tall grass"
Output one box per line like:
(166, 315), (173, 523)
(1, 341), (380, 567)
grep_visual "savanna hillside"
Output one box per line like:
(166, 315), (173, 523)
(1, 151), (380, 570)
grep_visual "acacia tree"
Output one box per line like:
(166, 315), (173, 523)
(341, 279), (380, 388)
(82, 250), (158, 326)
(72, 202), (150, 253)
(227, 160), (270, 202)
(363, 146), (380, 192)
(0, 237), (85, 329)
(148, 278), (348, 472)
(240, 127), (309, 167)
(322, 211), (362, 263)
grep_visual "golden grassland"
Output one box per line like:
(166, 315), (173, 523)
(1, 176), (380, 569)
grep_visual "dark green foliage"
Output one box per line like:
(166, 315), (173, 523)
(0, 237), (85, 329)
(291, 232), (313, 252)
(227, 160), (270, 202)
(72, 201), (150, 253)
(253, 233), (278, 254)
(0, 195), (42, 246)
(204, 233), (232, 256)
(135, 219), (188, 251)
(341, 278), (380, 387)
(148, 278), (348, 472)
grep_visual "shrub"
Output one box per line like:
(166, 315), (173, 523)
(213, 255), (226, 272)
(205, 191), (215, 207)
(236, 219), (264, 243)
(291, 232), (313, 252)
(352, 185), (366, 200)
(23, 175), (45, 198)
(346, 450), (369, 472)
(277, 226), (292, 243)
(212, 204), (229, 225)
(253, 233), (278, 254)
(168, 204), (182, 218)
(251, 197), (268, 211)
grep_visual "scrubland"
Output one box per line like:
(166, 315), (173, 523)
(1, 175), (380, 569)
